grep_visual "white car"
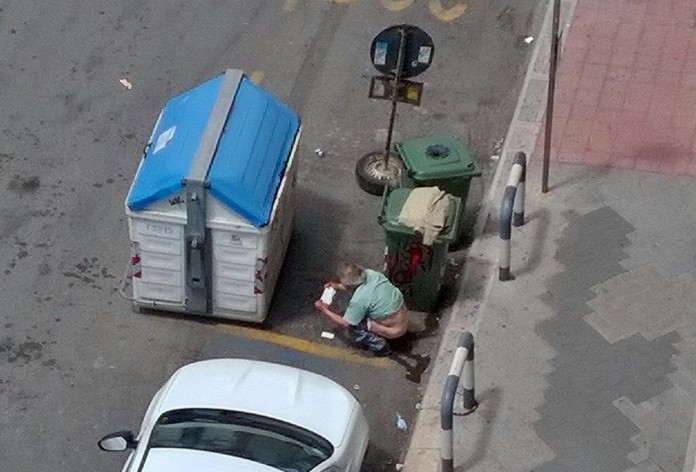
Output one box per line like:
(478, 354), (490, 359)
(98, 359), (369, 472)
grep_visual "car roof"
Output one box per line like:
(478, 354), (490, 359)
(154, 359), (357, 446)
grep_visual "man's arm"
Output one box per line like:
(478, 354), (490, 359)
(314, 300), (352, 328)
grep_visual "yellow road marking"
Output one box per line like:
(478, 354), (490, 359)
(380, 0), (414, 11)
(216, 324), (392, 368)
(250, 70), (265, 83)
(429, 0), (468, 22)
(282, 0), (298, 11)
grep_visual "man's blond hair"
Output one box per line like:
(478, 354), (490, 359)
(337, 261), (367, 287)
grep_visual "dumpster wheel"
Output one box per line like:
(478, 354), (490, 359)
(355, 151), (402, 196)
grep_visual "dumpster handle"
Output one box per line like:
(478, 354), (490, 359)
(441, 331), (477, 472)
(499, 151), (526, 281)
(118, 256), (135, 302)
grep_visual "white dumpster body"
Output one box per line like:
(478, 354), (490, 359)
(124, 69), (301, 323)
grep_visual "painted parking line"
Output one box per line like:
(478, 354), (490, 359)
(429, 0), (468, 22)
(250, 70), (265, 84)
(215, 324), (392, 368)
(381, 0), (414, 11)
(281, 0), (469, 23)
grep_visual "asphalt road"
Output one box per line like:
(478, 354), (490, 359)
(0, 1), (541, 470)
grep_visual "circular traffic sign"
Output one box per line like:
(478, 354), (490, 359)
(370, 25), (435, 79)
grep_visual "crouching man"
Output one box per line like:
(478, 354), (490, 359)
(314, 261), (408, 356)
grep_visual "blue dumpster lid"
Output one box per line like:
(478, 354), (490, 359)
(126, 70), (300, 227)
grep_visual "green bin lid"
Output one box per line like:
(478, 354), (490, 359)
(380, 188), (460, 242)
(395, 136), (482, 180)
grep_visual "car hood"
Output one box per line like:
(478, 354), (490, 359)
(154, 359), (358, 446)
(141, 448), (280, 472)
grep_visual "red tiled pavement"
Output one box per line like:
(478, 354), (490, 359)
(540, 0), (696, 175)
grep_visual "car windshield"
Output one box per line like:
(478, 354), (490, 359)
(147, 408), (333, 472)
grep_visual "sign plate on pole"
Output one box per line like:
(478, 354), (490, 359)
(369, 76), (424, 106)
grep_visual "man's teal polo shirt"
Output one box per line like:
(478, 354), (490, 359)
(343, 269), (404, 326)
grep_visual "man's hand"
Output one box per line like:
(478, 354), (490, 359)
(314, 300), (329, 313)
(314, 299), (350, 328)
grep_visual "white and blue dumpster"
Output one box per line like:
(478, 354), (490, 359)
(124, 69), (301, 322)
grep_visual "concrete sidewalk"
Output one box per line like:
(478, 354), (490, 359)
(403, 0), (696, 470)
(456, 164), (696, 472)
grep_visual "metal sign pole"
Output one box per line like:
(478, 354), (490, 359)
(383, 26), (407, 169)
(542, 0), (561, 193)
(359, 24), (434, 196)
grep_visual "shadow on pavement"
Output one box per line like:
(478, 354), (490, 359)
(456, 387), (502, 472)
(510, 207), (549, 278)
(267, 187), (350, 330)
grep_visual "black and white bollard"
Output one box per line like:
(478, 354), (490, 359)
(441, 332), (477, 472)
(499, 151), (527, 281)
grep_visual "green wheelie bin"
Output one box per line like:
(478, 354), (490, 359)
(379, 187), (461, 313)
(395, 136), (481, 247)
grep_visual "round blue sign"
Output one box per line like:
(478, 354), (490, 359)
(370, 25), (435, 79)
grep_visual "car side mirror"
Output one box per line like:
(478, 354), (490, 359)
(98, 431), (137, 451)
